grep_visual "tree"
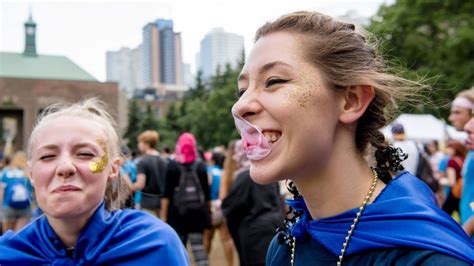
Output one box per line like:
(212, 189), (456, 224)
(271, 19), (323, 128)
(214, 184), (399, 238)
(158, 61), (243, 149)
(186, 70), (207, 100)
(141, 104), (160, 132)
(159, 102), (184, 150)
(123, 100), (142, 151)
(369, 0), (474, 118)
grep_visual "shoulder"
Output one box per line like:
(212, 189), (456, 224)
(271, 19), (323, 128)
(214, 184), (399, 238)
(234, 170), (252, 186)
(266, 234), (336, 266)
(114, 209), (177, 238)
(266, 234), (289, 266)
(195, 159), (207, 171)
(0, 217), (49, 263)
(106, 209), (189, 264)
(349, 248), (471, 266)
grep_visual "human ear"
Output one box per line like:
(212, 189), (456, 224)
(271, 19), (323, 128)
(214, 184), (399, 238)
(339, 85), (375, 124)
(108, 158), (121, 181)
(27, 162), (34, 186)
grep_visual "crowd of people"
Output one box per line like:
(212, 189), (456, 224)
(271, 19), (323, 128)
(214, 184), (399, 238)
(0, 10), (473, 265)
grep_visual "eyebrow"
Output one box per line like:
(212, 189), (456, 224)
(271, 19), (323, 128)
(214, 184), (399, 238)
(37, 142), (98, 151)
(237, 60), (292, 83)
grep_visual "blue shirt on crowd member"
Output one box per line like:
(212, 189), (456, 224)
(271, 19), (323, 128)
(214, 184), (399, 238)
(460, 151), (474, 224)
(1, 167), (33, 208)
(121, 159), (141, 205)
(208, 165), (223, 201)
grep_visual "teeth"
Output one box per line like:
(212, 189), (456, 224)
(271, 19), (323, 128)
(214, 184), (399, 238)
(262, 131), (281, 143)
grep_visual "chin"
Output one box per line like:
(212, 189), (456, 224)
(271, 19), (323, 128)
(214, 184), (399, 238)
(249, 163), (284, 185)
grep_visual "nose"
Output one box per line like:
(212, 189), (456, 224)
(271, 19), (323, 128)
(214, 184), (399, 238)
(232, 89), (263, 120)
(55, 156), (77, 179)
(448, 113), (455, 123)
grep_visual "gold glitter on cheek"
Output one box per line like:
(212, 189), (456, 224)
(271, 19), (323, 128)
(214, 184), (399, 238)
(89, 138), (109, 174)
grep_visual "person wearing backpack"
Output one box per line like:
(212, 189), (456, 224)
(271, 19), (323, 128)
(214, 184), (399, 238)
(161, 132), (210, 266)
(0, 151), (32, 233)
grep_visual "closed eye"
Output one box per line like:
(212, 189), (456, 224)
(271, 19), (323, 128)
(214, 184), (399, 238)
(39, 154), (56, 161)
(266, 78), (288, 87)
(77, 152), (95, 158)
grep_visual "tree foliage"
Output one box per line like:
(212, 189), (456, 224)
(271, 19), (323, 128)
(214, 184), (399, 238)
(159, 55), (245, 150)
(368, 0), (474, 118)
(123, 99), (142, 151)
(123, 101), (161, 151)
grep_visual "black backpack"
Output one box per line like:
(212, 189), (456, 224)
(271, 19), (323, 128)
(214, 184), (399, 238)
(415, 144), (439, 193)
(174, 161), (206, 215)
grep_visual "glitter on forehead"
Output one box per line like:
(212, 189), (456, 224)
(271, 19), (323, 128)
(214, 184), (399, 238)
(89, 138), (109, 174)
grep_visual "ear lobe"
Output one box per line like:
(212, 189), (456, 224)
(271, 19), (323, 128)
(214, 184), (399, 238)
(108, 158), (121, 181)
(27, 163), (34, 185)
(339, 85), (375, 124)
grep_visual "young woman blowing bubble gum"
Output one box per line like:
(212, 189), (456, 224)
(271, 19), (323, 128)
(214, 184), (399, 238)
(232, 11), (473, 266)
(0, 98), (189, 265)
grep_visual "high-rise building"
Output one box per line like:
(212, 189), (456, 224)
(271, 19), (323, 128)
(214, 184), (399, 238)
(106, 46), (143, 97)
(197, 28), (244, 79)
(141, 18), (183, 88)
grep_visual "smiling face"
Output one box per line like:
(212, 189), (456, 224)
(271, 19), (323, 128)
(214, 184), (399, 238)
(232, 31), (342, 184)
(28, 115), (118, 219)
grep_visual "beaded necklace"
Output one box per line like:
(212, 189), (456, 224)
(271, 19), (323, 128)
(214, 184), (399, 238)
(289, 169), (379, 266)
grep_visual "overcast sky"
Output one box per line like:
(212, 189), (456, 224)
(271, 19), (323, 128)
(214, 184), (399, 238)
(1, 0), (391, 82)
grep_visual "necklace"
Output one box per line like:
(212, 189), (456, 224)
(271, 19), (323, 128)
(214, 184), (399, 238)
(289, 169), (378, 266)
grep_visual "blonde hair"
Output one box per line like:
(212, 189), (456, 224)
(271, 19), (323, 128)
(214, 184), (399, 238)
(255, 11), (423, 182)
(11, 151), (27, 169)
(219, 140), (239, 200)
(27, 98), (128, 210)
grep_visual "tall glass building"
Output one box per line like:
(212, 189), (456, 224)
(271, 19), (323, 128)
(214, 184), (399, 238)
(141, 18), (183, 87)
(197, 28), (244, 80)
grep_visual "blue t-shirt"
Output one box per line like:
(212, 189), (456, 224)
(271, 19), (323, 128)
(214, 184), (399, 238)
(0, 201), (189, 265)
(460, 151), (474, 224)
(438, 155), (449, 172)
(120, 159), (141, 204)
(1, 167), (32, 208)
(207, 165), (222, 201)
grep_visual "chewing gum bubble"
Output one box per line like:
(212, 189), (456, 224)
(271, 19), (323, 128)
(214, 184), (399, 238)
(231, 108), (271, 160)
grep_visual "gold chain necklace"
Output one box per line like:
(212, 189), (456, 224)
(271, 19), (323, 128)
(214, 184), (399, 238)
(289, 169), (378, 266)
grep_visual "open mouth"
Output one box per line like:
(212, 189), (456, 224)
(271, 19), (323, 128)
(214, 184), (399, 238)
(262, 130), (282, 145)
(232, 110), (273, 160)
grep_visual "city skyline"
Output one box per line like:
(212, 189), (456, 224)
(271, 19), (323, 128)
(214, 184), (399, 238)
(0, 0), (392, 82)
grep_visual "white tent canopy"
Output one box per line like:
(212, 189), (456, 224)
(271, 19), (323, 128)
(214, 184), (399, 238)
(382, 114), (467, 143)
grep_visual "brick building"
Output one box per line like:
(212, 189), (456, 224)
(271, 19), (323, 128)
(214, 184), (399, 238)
(0, 14), (126, 155)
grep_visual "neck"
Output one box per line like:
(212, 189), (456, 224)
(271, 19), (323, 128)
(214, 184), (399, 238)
(145, 148), (159, 156)
(293, 136), (385, 219)
(46, 206), (97, 248)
